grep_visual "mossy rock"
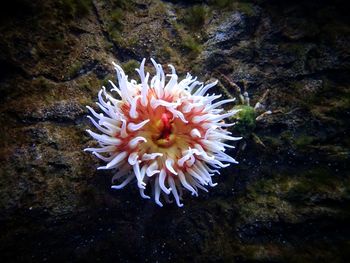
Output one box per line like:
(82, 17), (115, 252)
(294, 134), (315, 148)
(122, 60), (140, 80)
(182, 35), (202, 56)
(59, 0), (91, 18)
(183, 5), (209, 30)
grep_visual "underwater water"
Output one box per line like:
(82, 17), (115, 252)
(0, 0), (349, 262)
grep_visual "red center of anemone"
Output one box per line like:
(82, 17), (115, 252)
(160, 112), (172, 140)
(151, 111), (177, 148)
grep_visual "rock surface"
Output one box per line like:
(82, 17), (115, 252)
(0, 0), (349, 262)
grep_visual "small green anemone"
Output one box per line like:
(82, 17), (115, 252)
(232, 105), (256, 136)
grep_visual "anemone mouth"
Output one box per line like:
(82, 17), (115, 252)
(152, 112), (177, 148)
(153, 133), (176, 148)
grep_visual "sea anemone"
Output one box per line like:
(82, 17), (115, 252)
(84, 58), (241, 207)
